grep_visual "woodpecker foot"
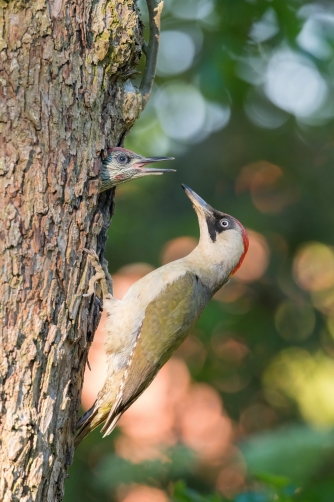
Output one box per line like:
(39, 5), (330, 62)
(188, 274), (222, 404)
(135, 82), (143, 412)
(83, 249), (113, 300)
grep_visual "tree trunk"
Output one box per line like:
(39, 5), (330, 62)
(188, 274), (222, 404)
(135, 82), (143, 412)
(0, 1), (155, 500)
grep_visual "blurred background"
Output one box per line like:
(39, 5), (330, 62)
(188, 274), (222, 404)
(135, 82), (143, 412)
(66, 1), (334, 501)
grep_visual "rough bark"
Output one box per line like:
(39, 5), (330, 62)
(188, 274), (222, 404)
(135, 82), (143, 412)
(0, 0), (152, 500)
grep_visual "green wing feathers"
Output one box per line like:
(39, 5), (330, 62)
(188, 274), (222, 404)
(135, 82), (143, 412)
(101, 272), (208, 436)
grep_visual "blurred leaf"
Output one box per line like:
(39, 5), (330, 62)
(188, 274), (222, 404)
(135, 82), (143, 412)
(255, 472), (291, 489)
(295, 478), (334, 502)
(95, 445), (196, 489)
(172, 480), (224, 502)
(241, 425), (334, 484)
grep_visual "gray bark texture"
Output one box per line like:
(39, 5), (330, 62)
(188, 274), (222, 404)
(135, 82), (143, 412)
(0, 0), (156, 500)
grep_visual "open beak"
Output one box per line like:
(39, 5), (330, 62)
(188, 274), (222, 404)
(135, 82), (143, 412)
(182, 184), (213, 216)
(134, 156), (175, 175)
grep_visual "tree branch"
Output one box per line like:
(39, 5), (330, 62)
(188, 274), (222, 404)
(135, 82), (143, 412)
(140, 0), (164, 108)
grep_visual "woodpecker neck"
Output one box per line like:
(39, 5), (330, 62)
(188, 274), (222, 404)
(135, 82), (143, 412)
(184, 212), (247, 292)
(100, 164), (137, 191)
(189, 249), (235, 292)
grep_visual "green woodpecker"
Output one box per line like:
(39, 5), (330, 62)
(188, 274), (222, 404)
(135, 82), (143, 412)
(75, 185), (249, 447)
(100, 147), (175, 191)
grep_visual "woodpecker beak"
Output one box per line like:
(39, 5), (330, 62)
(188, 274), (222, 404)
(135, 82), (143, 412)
(182, 184), (213, 216)
(133, 156), (175, 175)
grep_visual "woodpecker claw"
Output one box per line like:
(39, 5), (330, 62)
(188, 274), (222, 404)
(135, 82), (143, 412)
(82, 292), (93, 298)
(83, 248), (99, 260)
(83, 248), (111, 300)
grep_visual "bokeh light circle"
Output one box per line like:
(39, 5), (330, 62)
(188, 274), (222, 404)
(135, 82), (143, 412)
(275, 300), (316, 342)
(161, 236), (197, 264)
(264, 50), (328, 118)
(171, 0), (214, 20)
(154, 82), (206, 141)
(157, 31), (196, 76)
(234, 229), (270, 282)
(293, 242), (334, 292)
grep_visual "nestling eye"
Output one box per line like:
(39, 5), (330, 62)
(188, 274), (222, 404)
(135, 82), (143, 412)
(220, 219), (229, 228)
(117, 154), (128, 165)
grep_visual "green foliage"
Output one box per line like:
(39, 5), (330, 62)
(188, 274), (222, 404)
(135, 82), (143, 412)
(172, 478), (297, 502)
(241, 425), (334, 484)
(95, 446), (196, 489)
(172, 480), (224, 502)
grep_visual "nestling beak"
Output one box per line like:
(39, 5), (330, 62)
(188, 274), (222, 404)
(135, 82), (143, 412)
(182, 184), (213, 216)
(133, 156), (175, 175)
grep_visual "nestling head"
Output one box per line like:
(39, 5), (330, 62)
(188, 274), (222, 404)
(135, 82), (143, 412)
(100, 147), (175, 191)
(183, 184), (249, 277)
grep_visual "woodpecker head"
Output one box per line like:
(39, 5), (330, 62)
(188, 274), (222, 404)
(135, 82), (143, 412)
(100, 147), (175, 191)
(182, 184), (249, 279)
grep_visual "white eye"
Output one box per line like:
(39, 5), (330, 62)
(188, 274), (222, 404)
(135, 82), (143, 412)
(117, 154), (128, 165)
(220, 219), (229, 228)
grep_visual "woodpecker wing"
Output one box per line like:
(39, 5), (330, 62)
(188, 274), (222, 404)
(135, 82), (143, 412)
(101, 271), (210, 436)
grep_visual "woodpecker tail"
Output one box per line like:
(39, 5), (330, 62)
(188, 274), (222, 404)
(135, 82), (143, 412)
(75, 403), (104, 448)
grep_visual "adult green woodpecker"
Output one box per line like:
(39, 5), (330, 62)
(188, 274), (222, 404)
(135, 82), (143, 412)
(100, 147), (175, 191)
(75, 185), (249, 447)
